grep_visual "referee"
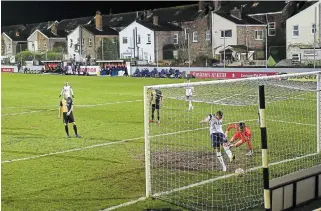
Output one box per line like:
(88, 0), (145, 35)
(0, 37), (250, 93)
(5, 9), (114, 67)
(58, 93), (81, 138)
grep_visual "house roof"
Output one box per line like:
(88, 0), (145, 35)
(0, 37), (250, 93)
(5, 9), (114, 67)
(1, 24), (25, 33)
(240, 1), (289, 15)
(219, 45), (248, 53)
(137, 20), (182, 31)
(58, 16), (94, 33)
(102, 11), (145, 28)
(82, 25), (118, 36)
(147, 4), (201, 23)
(215, 13), (264, 25)
(288, 1), (319, 18)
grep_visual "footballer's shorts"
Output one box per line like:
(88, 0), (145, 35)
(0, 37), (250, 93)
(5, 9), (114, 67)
(152, 103), (160, 110)
(63, 112), (75, 124)
(186, 95), (192, 100)
(211, 133), (227, 148)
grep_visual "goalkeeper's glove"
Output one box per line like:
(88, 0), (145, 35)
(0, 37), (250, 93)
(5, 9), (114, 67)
(72, 95), (74, 98)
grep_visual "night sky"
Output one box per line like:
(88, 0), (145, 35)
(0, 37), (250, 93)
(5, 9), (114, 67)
(1, 1), (197, 26)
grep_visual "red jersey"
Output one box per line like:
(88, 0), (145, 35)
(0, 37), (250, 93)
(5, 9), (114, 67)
(227, 124), (252, 141)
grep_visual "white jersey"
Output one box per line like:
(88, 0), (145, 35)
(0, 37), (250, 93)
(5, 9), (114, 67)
(185, 84), (194, 96)
(61, 85), (73, 97)
(206, 114), (224, 134)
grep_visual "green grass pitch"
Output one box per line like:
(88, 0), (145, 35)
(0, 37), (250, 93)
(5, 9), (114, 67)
(1, 73), (320, 211)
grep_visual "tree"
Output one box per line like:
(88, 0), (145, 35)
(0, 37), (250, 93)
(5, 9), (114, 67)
(96, 37), (119, 60)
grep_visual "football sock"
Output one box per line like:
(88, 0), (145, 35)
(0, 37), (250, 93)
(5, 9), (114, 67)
(157, 110), (160, 121)
(216, 152), (226, 169)
(223, 145), (233, 160)
(64, 125), (69, 136)
(73, 125), (78, 135)
(247, 141), (253, 151)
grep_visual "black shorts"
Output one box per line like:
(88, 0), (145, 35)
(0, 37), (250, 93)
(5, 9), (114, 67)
(63, 112), (75, 124)
(152, 103), (160, 110)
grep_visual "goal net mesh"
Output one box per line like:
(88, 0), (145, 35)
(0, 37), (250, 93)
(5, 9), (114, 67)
(145, 72), (321, 211)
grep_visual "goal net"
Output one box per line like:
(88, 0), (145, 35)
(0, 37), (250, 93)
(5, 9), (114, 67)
(144, 71), (321, 211)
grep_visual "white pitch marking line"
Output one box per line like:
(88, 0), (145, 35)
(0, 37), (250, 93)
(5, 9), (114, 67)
(100, 197), (147, 211)
(1, 100), (143, 117)
(270, 119), (316, 126)
(99, 152), (321, 211)
(1, 137), (142, 164)
(2, 118), (315, 164)
(2, 118), (314, 164)
(153, 154), (320, 197)
(1, 119), (258, 164)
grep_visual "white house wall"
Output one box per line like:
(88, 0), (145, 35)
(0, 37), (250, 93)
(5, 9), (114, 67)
(67, 26), (81, 61)
(212, 13), (237, 56)
(286, 2), (321, 59)
(119, 21), (155, 63)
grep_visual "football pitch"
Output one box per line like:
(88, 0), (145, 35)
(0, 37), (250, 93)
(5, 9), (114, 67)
(1, 73), (320, 211)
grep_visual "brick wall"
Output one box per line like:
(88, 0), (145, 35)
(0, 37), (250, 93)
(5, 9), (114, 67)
(155, 30), (181, 61)
(36, 31), (49, 51)
(180, 15), (212, 60)
(81, 27), (95, 58)
(237, 25), (265, 50)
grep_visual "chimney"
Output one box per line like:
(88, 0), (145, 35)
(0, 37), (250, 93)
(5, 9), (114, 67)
(230, 7), (242, 20)
(198, 1), (204, 11)
(214, 0), (221, 11)
(51, 22), (58, 35)
(95, 11), (103, 31)
(153, 15), (158, 25)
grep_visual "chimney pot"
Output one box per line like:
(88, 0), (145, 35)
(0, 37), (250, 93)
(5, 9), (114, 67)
(153, 16), (159, 25)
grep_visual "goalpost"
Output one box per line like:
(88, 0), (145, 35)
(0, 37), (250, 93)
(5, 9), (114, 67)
(144, 71), (321, 211)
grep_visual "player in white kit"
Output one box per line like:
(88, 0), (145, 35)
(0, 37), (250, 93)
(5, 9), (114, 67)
(200, 110), (235, 171)
(185, 79), (194, 111)
(59, 82), (74, 98)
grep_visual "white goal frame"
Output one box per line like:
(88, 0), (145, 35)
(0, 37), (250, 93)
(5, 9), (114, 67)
(144, 71), (321, 201)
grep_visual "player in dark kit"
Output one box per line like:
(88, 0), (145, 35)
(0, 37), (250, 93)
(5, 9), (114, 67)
(58, 93), (81, 138)
(150, 89), (163, 123)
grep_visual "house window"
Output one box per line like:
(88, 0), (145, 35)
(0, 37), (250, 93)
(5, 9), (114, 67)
(205, 30), (211, 41)
(82, 38), (85, 45)
(173, 33), (178, 44)
(312, 24), (317, 34)
(293, 25), (299, 37)
(44, 43), (47, 48)
(220, 30), (232, 38)
(255, 30), (263, 40)
(192, 31), (198, 42)
(89, 38), (92, 46)
(77, 38), (80, 43)
(184, 28), (190, 40)
(70, 39), (73, 47)
(8, 44), (11, 49)
(147, 34), (151, 43)
(268, 22), (276, 36)
(137, 35), (141, 44)
(123, 37), (128, 44)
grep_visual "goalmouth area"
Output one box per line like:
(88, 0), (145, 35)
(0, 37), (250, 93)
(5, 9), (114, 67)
(144, 71), (321, 211)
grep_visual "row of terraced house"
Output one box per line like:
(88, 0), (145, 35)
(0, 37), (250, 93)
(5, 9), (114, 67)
(1, 1), (321, 66)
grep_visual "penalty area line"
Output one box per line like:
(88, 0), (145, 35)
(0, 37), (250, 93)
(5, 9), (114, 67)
(1, 119), (258, 164)
(1, 100), (142, 117)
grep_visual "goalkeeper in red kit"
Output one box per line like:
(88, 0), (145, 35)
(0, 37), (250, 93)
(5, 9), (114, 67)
(225, 122), (253, 156)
